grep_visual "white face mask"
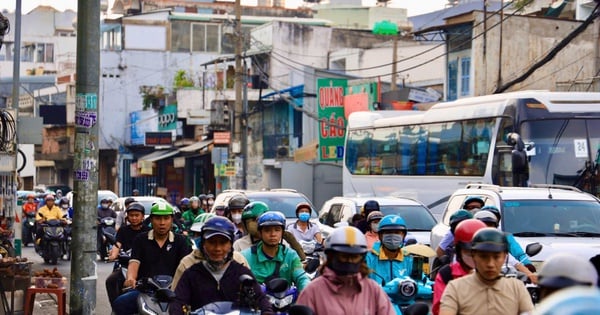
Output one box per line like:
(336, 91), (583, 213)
(370, 223), (379, 233)
(231, 213), (242, 224)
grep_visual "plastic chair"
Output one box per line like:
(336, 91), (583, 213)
(24, 286), (66, 315)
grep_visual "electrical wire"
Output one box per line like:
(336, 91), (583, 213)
(0, 109), (16, 152)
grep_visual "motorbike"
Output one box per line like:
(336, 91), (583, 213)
(134, 275), (176, 315)
(501, 242), (543, 304)
(261, 278), (298, 314)
(23, 212), (37, 246)
(62, 216), (72, 260)
(99, 216), (117, 261)
(300, 240), (324, 279)
(189, 275), (262, 315)
(38, 218), (66, 265)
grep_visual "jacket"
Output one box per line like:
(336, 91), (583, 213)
(36, 205), (63, 222)
(170, 261), (273, 315)
(172, 248), (249, 289)
(507, 233), (531, 265)
(365, 241), (414, 284)
(181, 209), (204, 228)
(296, 266), (395, 315)
(241, 242), (310, 291)
(432, 261), (471, 315)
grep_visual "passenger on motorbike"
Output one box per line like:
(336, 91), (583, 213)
(35, 195), (65, 249)
(111, 202), (192, 315)
(286, 202), (323, 244)
(172, 213), (248, 290)
(115, 197), (136, 230)
(435, 209), (473, 258)
(22, 194), (38, 247)
(439, 228), (534, 315)
(432, 219), (486, 315)
(227, 194), (250, 241)
(198, 194), (208, 213)
(356, 200), (381, 234)
(170, 217), (273, 315)
(98, 197), (117, 261)
(365, 211), (384, 250)
(182, 196), (204, 231)
(58, 197), (72, 220)
(537, 253), (598, 301)
(296, 225), (395, 315)
(241, 211), (310, 292)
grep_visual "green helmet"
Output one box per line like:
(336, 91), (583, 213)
(191, 213), (217, 233)
(471, 227), (508, 252)
(150, 201), (174, 216)
(450, 209), (474, 234)
(241, 201), (269, 221)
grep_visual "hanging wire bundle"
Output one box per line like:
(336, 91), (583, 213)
(0, 110), (16, 153)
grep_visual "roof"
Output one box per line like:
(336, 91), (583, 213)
(409, 1), (504, 33)
(326, 196), (423, 207)
(200, 49), (270, 66)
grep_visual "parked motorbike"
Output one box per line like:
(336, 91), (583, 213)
(23, 212), (37, 247)
(135, 275), (176, 315)
(38, 218), (66, 265)
(262, 278), (298, 314)
(502, 242), (543, 304)
(99, 216), (117, 261)
(189, 275), (262, 315)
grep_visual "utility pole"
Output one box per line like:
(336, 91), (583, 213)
(70, 0), (100, 313)
(234, 0), (245, 189)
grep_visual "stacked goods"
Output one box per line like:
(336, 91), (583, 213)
(0, 257), (32, 291)
(32, 268), (66, 289)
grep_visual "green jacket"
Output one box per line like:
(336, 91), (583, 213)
(182, 208), (204, 228)
(241, 242), (310, 292)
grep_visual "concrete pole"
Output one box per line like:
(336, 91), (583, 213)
(70, 0), (100, 313)
(391, 35), (397, 91)
(11, 0), (22, 252)
(234, 0), (243, 188)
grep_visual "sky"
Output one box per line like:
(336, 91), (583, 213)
(1, 0), (449, 17)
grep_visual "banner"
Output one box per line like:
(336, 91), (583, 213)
(317, 78), (347, 161)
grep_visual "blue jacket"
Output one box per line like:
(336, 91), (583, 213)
(507, 233), (531, 265)
(365, 241), (414, 284)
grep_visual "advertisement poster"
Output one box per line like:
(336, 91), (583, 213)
(317, 78), (347, 161)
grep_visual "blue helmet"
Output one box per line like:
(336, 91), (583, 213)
(180, 197), (190, 206)
(481, 205), (501, 221)
(378, 215), (407, 232)
(201, 216), (235, 242)
(257, 211), (286, 229)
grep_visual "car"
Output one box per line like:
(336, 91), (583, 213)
(430, 183), (600, 270)
(110, 196), (180, 216)
(66, 190), (118, 208)
(34, 184), (72, 195)
(319, 196), (438, 246)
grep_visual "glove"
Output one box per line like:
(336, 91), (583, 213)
(524, 263), (536, 273)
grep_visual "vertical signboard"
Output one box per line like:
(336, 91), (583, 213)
(317, 78), (347, 161)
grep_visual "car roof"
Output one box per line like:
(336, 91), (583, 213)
(454, 184), (599, 202)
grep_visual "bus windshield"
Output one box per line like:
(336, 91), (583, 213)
(522, 118), (600, 192)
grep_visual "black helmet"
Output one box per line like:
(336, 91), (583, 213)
(125, 202), (145, 214)
(59, 197), (70, 206)
(198, 194), (207, 201)
(363, 200), (380, 214)
(124, 197), (136, 207)
(471, 228), (508, 252)
(228, 194), (249, 210)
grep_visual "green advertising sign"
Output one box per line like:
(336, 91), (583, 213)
(158, 104), (177, 131)
(318, 78), (347, 161)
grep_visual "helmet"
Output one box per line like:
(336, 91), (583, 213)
(206, 194), (214, 200)
(201, 216), (235, 241)
(60, 197), (69, 206)
(449, 209), (474, 234)
(150, 201), (174, 216)
(198, 194), (207, 201)
(228, 194), (250, 210)
(377, 215), (407, 232)
(481, 205), (501, 221)
(366, 211), (384, 223)
(27, 194), (35, 199)
(257, 211), (286, 229)
(242, 201), (270, 221)
(132, 189), (139, 194)
(538, 253), (598, 289)
(125, 202), (145, 214)
(45, 194), (55, 201)
(454, 219), (487, 248)
(471, 228), (508, 252)
(463, 196), (485, 210)
(533, 287), (600, 315)
(100, 198), (112, 204)
(124, 197), (136, 207)
(363, 200), (380, 213)
(180, 198), (190, 206)
(190, 196), (200, 203)
(474, 210), (498, 225)
(295, 202), (312, 217)
(191, 213), (217, 233)
(324, 226), (368, 254)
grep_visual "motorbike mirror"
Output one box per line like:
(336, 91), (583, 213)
(155, 288), (176, 302)
(266, 278), (289, 293)
(305, 259), (320, 274)
(288, 305), (315, 315)
(525, 242), (542, 257)
(239, 274), (256, 287)
(403, 302), (429, 315)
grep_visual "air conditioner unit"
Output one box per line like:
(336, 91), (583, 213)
(276, 145), (290, 159)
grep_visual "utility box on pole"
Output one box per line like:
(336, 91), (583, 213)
(70, 0), (100, 313)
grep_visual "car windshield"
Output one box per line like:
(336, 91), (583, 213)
(502, 200), (600, 235)
(247, 194), (316, 218)
(355, 205), (437, 230)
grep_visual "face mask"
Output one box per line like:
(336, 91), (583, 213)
(208, 200), (214, 207)
(101, 203), (109, 209)
(382, 234), (404, 251)
(329, 255), (363, 276)
(231, 214), (242, 224)
(61, 204), (69, 209)
(298, 213), (310, 222)
(371, 223), (379, 232)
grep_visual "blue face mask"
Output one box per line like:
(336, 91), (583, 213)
(298, 213), (311, 222)
(382, 234), (404, 251)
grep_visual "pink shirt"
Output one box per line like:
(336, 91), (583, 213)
(432, 262), (471, 315)
(365, 231), (379, 250)
(296, 267), (395, 315)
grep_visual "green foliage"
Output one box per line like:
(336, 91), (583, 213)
(139, 85), (165, 110)
(512, 0), (534, 11)
(173, 70), (194, 89)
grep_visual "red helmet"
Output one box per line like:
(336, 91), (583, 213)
(454, 219), (487, 249)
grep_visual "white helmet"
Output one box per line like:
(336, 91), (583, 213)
(325, 226), (367, 255)
(539, 253), (598, 289)
(534, 287), (600, 315)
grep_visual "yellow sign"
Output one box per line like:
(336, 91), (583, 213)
(225, 166), (236, 176)
(139, 160), (153, 175)
(294, 140), (319, 162)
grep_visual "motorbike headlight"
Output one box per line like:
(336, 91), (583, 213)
(105, 218), (115, 225)
(141, 301), (158, 315)
(268, 294), (294, 309)
(398, 279), (418, 299)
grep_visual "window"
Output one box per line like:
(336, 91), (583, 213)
(191, 23), (220, 53)
(22, 43), (53, 63)
(460, 57), (470, 96)
(171, 21), (191, 52)
(102, 25), (122, 51)
(447, 60), (457, 101)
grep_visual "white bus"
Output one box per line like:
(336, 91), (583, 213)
(343, 91), (600, 219)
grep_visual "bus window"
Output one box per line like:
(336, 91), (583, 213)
(374, 127), (398, 175)
(346, 129), (372, 175)
(439, 122), (463, 175)
(462, 119), (493, 175)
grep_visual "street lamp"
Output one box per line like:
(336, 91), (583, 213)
(373, 20), (399, 90)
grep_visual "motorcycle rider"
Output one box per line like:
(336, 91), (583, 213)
(227, 194), (250, 241)
(435, 209), (473, 258)
(170, 217), (273, 315)
(286, 202), (323, 244)
(462, 196), (485, 211)
(182, 196), (204, 231)
(206, 194), (215, 211)
(532, 286), (600, 315)
(296, 225), (395, 315)
(241, 211), (310, 292)
(105, 202), (151, 306)
(58, 197), (72, 219)
(537, 253), (598, 301)
(98, 197), (117, 261)
(356, 200), (380, 233)
(365, 211), (383, 250)
(432, 219), (487, 315)
(198, 194), (208, 213)
(439, 228), (534, 315)
(35, 195), (65, 250)
(111, 201), (192, 315)
(22, 194), (38, 247)
(115, 197), (136, 230)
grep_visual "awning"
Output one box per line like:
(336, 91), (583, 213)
(200, 49), (270, 66)
(179, 140), (213, 153)
(138, 150), (180, 162)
